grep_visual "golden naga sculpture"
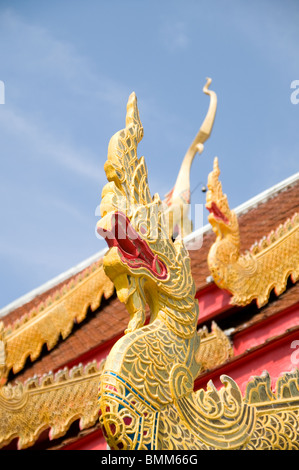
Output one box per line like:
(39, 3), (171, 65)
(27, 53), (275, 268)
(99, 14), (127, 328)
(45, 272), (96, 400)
(164, 77), (217, 238)
(96, 92), (299, 450)
(206, 157), (299, 307)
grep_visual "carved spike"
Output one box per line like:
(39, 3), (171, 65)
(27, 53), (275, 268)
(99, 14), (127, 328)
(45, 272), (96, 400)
(244, 371), (276, 404)
(276, 369), (299, 400)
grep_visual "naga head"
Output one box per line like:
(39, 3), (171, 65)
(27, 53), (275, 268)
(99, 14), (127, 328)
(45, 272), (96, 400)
(97, 93), (196, 334)
(205, 157), (239, 242)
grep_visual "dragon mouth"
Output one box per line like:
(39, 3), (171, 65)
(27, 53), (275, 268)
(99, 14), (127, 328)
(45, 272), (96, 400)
(97, 211), (168, 280)
(206, 202), (229, 224)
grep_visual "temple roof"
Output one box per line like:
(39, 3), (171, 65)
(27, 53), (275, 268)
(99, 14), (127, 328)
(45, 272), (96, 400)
(1, 171), (298, 386)
(0, 170), (298, 450)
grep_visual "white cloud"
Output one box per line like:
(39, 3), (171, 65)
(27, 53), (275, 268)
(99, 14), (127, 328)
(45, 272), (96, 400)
(160, 21), (190, 52)
(0, 9), (130, 184)
(0, 105), (103, 182)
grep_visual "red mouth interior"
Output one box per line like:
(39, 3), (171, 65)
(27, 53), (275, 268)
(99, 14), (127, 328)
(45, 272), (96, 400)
(97, 211), (168, 280)
(207, 202), (229, 224)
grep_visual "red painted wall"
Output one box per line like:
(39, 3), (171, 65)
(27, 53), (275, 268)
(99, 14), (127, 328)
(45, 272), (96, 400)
(195, 327), (299, 394)
(63, 429), (107, 450)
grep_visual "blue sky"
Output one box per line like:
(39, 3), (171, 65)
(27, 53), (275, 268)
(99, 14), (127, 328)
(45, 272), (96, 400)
(0, 0), (298, 308)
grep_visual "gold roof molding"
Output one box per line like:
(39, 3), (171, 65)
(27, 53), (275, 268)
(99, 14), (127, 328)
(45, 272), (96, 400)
(206, 157), (299, 307)
(0, 324), (232, 449)
(0, 360), (105, 450)
(0, 261), (114, 384)
(2, 365), (299, 450)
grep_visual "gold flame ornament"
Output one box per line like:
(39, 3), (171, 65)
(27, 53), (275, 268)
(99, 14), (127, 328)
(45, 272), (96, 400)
(164, 78), (217, 238)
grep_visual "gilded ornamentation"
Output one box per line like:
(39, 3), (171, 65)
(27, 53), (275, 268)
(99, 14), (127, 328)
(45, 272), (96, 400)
(0, 262), (114, 384)
(0, 360), (105, 450)
(206, 157), (299, 307)
(195, 322), (233, 373)
(164, 77), (217, 238)
(97, 92), (299, 450)
(244, 370), (299, 450)
(0, 324), (230, 450)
